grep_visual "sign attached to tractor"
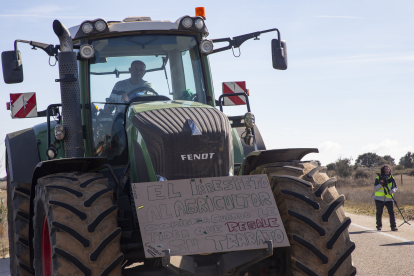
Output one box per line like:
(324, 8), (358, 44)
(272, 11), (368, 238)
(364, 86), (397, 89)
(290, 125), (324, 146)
(9, 93), (38, 118)
(132, 175), (289, 258)
(222, 81), (247, 106)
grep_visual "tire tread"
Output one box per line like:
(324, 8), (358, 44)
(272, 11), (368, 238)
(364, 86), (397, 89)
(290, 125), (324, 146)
(55, 248), (92, 276)
(49, 200), (87, 220)
(293, 235), (328, 264)
(88, 205), (117, 233)
(52, 221), (90, 247)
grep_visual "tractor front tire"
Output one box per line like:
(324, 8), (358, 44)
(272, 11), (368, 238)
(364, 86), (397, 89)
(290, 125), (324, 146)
(7, 161), (34, 275)
(250, 161), (356, 276)
(33, 172), (123, 276)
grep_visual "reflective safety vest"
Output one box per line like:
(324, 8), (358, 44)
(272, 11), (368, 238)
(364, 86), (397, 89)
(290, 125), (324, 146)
(375, 175), (395, 199)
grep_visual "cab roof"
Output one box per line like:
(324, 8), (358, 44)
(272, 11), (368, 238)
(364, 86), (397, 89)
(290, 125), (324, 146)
(68, 16), (208, 39)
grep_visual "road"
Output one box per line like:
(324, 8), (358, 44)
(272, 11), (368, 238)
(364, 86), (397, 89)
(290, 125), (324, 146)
(0, 212), (412, 275)
(347, 212), (414, 276)
(0, 258), (9, 276)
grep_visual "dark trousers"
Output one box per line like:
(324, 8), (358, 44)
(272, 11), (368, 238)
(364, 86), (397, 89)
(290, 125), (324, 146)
(375, 200), (396, 228)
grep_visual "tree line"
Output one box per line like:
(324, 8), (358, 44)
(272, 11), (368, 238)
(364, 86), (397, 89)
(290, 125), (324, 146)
(326, 151), (414, 178)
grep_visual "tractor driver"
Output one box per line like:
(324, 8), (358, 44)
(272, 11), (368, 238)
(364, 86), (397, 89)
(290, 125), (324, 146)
(104, 60), (155, 112)
(100, 60), (154, 152)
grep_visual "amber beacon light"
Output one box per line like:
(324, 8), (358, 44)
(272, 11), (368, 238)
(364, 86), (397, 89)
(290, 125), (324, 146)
(195, 7), (206, 19)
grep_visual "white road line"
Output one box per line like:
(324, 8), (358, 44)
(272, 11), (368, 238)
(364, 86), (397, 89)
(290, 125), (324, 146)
(351, 223), (414, 244)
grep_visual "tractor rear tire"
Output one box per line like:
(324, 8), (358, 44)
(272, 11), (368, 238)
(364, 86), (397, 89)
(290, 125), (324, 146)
(33, 172), (123, 276)
(7, 160), (34, 275)
(249, 161), (356, 276)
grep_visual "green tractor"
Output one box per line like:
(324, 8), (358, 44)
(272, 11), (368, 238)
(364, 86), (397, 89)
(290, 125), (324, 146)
(2, 8), (355, 276)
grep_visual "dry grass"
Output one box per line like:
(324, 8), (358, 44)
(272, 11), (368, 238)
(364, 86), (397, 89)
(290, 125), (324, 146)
(0, 204), (6, 238)
(0, 182), (8, 257)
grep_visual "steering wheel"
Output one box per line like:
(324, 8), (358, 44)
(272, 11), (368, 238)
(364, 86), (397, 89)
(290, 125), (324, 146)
(189, 93), (198, 102)
(124, 86), (158, 102)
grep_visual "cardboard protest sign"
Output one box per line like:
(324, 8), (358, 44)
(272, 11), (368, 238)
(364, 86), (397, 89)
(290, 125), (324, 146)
(131, 175), (290, 258)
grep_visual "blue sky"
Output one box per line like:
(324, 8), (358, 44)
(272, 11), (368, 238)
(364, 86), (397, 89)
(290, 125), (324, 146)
(0, 0), (413, 176)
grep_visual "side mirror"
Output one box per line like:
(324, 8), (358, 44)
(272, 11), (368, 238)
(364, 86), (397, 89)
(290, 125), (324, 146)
(271, 39), (287, 70)
(2, 50), (24, 84)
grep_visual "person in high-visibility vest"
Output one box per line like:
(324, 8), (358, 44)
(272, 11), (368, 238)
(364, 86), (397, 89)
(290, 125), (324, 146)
(374, 165), (398, 231)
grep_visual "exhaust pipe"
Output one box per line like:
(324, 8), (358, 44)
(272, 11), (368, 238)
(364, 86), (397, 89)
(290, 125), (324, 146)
(53, 20), (84, 158)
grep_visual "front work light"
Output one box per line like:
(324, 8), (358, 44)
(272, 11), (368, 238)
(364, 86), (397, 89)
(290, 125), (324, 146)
(81, 22), (93, 34)
(95, 20), (107, 32)
(181, 17), (193, 28)
(244, 112), (255, 129)
(194, 18), (204, 29)
(54, 124), (65, 140)
(80, 44), (95, 59)
(200, 39), (214, 54)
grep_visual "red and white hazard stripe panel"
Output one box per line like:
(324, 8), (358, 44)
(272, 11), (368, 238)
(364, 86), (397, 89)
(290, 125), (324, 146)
(222, 81), (247, 106)
(10, 93), (38, 119)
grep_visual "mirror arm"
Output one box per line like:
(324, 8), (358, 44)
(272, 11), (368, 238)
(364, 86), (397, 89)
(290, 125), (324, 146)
(233, 28), (280, 48)
(211, 38), (234, 54)
(14, 40), (30, 59)
(13, 39), (60, 59)
(211, 28), (281, 54)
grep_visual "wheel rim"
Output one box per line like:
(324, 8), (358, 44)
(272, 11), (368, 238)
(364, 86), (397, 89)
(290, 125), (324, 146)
(42, 216), (52, 276)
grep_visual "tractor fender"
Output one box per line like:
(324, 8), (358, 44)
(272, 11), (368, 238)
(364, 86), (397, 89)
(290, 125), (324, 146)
(5, 128), (40, 185)
(239, 148), (319, 175)
(5, 121), (65, 184)
(28, 157), (107, 269)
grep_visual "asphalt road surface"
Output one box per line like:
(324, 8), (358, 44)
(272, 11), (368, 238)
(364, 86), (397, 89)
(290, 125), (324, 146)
(0, 258), (9, 276)
(347, 212), (414, 276)
(0, 212), (412, 275)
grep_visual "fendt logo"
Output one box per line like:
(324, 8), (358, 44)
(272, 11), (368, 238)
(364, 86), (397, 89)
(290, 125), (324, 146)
(181, 153), (215, 161)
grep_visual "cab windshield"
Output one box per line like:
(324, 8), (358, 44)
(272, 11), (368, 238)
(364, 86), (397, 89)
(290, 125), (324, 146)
(88, 34), (207, 161)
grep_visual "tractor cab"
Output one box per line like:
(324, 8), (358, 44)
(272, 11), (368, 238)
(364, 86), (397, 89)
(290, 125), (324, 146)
(86, 31), (208, 162)
(2, 10), (288, 167)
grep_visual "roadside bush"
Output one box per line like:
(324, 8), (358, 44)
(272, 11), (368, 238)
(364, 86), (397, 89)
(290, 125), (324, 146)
(326, 163), (336, 171)
(399, 152), (414, 168)
(354, 169), (370, 179)
(335, 158), (353, 178)
(355, 152), (384, 167)
(383, 155), (395, 165)
(394, 165), (405, 170)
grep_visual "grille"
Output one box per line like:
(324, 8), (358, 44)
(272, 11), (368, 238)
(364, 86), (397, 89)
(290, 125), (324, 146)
(132, 107), (232, 180)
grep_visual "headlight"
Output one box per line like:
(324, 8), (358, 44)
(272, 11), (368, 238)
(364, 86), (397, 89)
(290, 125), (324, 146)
(46, 147), (58, 159)
(244, 112), (255, 129)
(54, 124), (65, 140)
(181, 17), (193, 28)
(194, 18), (204, 29)
(95, 20), (107, 32)
(156, 175), (167, 181)
(80, 44), (95, 59)
(200, 40), (214, 54)
(81, 22), (93, 34)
